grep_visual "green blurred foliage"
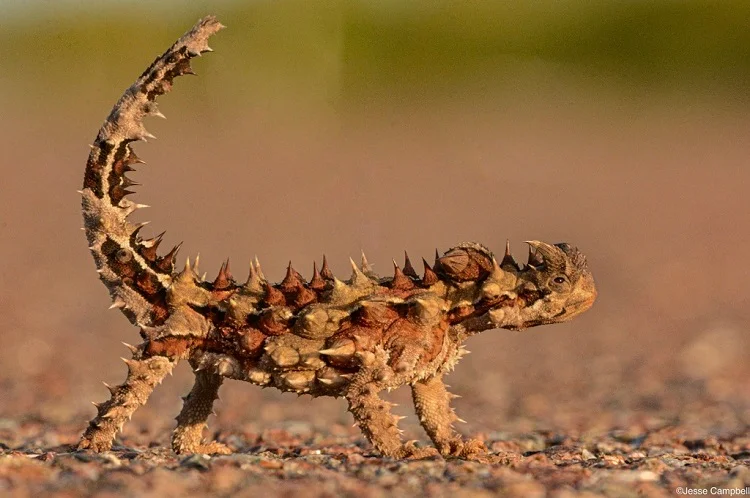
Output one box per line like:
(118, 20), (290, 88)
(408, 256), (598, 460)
(2, 0), (750, 111)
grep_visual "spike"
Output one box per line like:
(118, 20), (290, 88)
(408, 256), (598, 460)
(125, 148), (145, 165)
(253, 256), (265, 281)
(319, 338), (356, 357)
(293, 285), (316, 308)
(349, 258), (369, 285)
(92, 401), (102, 409)
(140, 231), (165, 261)
(360, 251), (373, 274)
(526, 244), (544, 268)
(102, 381), (117, 396)
(139, 130), (157, 141)
(309, 261), (325, 290)
(246, 260), (256, 282)
(245, 259), (263, 292)
(176, 257), (195, 282)
(435, 249), (440, 265)
(390, 260), (414, 290)
(120, 176), (140, 189)
(421, 258), (439, 286)
(320, 255), (333, 280)
(121, 357), (138, 369)
(263, 282), (285, 306)
(403, 251), (418, 278)
(213, 259), (232, 289)
(500, 240), (520, 271)
(157, 242), (182, 272)
(525, 240), (567, 271)
(109, 297), (126, 310)
(193, 253), (201, 274)
(281, 261), (302, 290)
(122, 342), (138, 354)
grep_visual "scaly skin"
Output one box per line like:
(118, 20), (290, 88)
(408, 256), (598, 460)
(78, 16), (597, 459)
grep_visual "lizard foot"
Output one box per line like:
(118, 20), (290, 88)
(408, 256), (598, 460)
(175, 440), (232, 455)
(398, 440), (440, 460)
(442, 438), (489, 461)
(77, 436), (113, 453)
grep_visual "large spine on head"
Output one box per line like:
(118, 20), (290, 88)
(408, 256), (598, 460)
(80, 17), (224, 328)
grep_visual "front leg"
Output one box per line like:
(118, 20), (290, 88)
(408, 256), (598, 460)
(346, 365), (438, 459)
(172, 369), (231, 455)
(411, 375), (487, 460)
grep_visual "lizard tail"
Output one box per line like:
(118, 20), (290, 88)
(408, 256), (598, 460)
(80, 16), (224, 329)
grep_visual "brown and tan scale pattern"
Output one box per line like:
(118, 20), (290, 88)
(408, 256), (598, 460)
(77, 16), (598, 460)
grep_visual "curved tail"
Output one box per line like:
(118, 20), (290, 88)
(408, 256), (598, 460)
(80, 17), (224, 329)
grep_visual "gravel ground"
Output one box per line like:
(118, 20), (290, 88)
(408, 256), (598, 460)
(2, 417), (749, 497)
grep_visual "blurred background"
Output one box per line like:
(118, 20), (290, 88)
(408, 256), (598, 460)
(1, 0), (749, 449)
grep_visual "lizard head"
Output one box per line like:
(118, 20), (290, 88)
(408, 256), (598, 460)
(505, 241), (597, 328)
(436, 241), (596, 333)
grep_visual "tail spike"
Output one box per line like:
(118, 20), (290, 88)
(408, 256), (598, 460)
(140, 231), (165, 262)
(320, 255), (334, 280)
(125, 148), (145, 165)
(403, 251), (418, 278)
(421, 258), (439, 286)
(120, 176), (140, 189)
(157, 242), (182, 273)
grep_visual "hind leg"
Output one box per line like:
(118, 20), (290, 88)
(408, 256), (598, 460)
(171, 368), (231, 455)
(78, 353), (177, 452)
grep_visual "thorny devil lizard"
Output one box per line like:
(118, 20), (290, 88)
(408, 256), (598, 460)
(78, 16), (597, 460)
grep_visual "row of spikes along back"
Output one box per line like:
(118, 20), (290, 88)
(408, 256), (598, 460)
(158, 238), (537, 311)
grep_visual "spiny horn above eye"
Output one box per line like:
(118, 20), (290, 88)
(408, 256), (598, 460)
(526, 244), (544, 268)
(525, 241), (566, 271)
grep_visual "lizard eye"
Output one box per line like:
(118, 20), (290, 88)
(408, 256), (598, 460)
(553, 276), (566, 284)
